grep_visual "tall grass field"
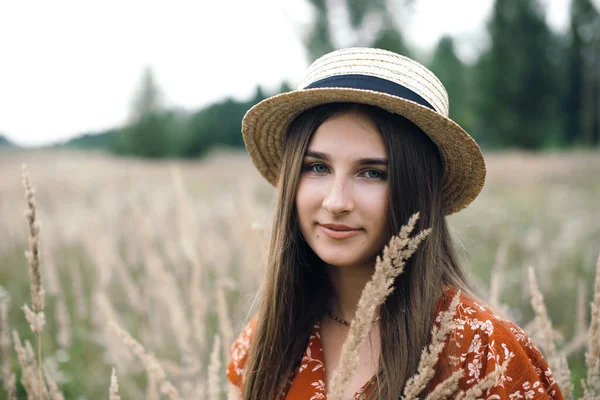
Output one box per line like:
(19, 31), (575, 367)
(1, 149), (599, 399)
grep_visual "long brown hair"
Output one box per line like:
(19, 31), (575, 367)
(242, 103), (472, 399)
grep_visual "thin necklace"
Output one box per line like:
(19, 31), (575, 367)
(327, 308), (380, 327)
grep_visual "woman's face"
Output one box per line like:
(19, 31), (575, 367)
(295, 111), (390, 270)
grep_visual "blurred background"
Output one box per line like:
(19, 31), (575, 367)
(1, 0), (600, 399)
(1, 0), (599, 153)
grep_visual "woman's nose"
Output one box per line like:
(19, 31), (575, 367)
(322, 178), (354, 215)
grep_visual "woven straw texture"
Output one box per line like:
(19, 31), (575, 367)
(242, 48), (486, 215)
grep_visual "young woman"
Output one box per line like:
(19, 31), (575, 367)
(226, 48), (564, 399)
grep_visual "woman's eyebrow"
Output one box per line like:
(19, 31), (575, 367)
(304, 151), (388, 166)
(304, 151), (330, 160)
(358, 158), (388, 166)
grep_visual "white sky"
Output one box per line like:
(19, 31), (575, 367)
(0, 0), (580, 146)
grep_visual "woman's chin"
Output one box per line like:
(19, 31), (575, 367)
(316, 252), (374, 270)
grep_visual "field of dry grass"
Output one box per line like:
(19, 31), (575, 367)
(0, 148), (599, 399)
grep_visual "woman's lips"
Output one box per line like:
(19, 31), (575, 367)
(319, 224), (361, 239)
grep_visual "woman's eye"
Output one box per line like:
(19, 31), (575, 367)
(310, 163), (329, 174)
(362, 169), (386, 180)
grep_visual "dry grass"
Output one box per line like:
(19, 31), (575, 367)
(0, 148), (599, 398)
(109, 368), (121, 400)
(403, 291), (461, 400)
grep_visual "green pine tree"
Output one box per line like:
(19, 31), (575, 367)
(182, 86), (267, 158)
(371, 15), (412, 57)
(428, 36), (474, 134)
(476, 0), (563, 149)
(305, 0), (336, 62)
(565, 0), (600, 146)
(113, 67), (177, 158)
(304, 0), (413, 61)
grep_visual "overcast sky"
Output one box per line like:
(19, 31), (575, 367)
(0, 0), (580, 146)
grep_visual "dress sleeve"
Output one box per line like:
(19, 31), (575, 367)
(226, 317), (257, 388)
(474, 322), (562, 399)
(445, 300), (564, 399)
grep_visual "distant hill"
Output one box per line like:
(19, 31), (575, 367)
(0, 134), (17, 148)
(58, 129), (118, 150)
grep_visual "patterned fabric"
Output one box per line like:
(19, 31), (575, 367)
(226, 290), (564, 399)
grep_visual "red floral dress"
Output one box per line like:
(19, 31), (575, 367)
(227, 290), (564, 399)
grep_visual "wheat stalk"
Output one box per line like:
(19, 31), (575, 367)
(403, 292), (461, 400)
(190, 262), (208, 356)
(146, 373), (159, 400)
(21, 164), (48, 399)
(489, 242), (508, 310)
(109, 367), (121, 400)
(40, 238), (73, 348)
(528, 267), (573, 399)
(577, 280), (587, 339)
(12, 330), (34, 396)
(67, 256), (88, 319)
(133, 205), (196, 366)
(22, 165), (45, 313)
(454, 355), (511, 400)
(44, 366), (65, 400)
(423, 369), (463, 400)
(582, 252), (600, 400)
(562, 280), (588, 357)
(6, 374), (16, 400)
(216, 278), (234, 357)
(327, 212), (431, 400)
(1, 293), (17, 400)
(208, 335), (222, 400)
(13, 330), (47, 399)
(109, 321), (182, 400)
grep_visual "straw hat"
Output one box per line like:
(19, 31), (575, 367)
(242, 47), (486, 215)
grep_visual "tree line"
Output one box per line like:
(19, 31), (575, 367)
(65, 0), (600, 157)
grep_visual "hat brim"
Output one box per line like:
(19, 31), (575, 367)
(242, 87), (486, 215)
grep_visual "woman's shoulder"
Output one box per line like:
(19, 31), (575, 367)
(439, 288), (527, 337)
(436, 288), (563, 399)
(438, 288), (540, 353)
(226, 316), (257, 388)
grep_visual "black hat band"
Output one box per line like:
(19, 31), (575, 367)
(305, 74), (436, 112)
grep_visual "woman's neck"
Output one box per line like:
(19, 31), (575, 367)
(326, 263), (375, 322)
